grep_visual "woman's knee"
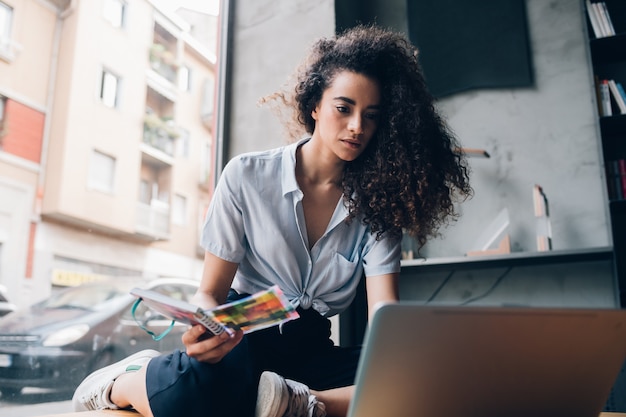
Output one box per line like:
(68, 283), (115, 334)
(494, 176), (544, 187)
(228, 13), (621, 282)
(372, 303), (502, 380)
(146, 348), (256, 417)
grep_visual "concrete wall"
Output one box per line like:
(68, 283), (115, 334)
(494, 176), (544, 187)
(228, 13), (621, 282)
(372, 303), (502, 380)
(402, 0), (616, 310)
(224, 0), (616, 311)
(423, 0), (610, 258)
(226, 0), (335, 157)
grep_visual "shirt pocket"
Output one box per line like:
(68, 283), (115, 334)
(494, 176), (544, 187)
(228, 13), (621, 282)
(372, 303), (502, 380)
(312, 251), (363, 297)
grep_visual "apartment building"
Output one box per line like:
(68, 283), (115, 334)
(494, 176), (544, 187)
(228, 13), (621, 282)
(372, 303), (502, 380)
(0, 0), (217, 307)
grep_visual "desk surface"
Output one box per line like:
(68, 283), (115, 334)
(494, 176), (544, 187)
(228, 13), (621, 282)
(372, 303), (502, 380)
(400, 246), (613, 272)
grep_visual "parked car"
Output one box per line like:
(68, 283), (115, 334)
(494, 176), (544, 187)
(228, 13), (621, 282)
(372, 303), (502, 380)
(0, 277), (200, 398)
(0, 285), (16, 317)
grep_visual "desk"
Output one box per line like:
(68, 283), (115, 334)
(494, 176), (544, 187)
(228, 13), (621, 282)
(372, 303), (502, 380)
(400, 246), (614, 272)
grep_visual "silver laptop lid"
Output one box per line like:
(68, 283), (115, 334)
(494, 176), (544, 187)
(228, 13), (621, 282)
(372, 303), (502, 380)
(348, 304), (626, 417)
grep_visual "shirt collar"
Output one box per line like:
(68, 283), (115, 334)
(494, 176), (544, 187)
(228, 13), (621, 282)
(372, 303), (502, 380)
(281, 137), (351, 227)
(281, 137), (310, 196)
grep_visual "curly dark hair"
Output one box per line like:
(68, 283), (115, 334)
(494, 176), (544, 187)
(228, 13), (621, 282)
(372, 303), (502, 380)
(267, 24), (472, 248)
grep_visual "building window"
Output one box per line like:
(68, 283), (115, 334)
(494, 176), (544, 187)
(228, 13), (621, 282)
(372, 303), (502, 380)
(138, 179), (151, 204)
(103, 0), (126, 28)
(0, 95), (5, 134)
(88, 150), (116, 193)
(200, 140), (212, 184)
(179, 65), (191, 91)
(100, 69), (120, 108)
(172, 194), (187, 225)
(0, 2), (11, 39)
(0, 2), (13, 59)
(177, 129), (190, 158)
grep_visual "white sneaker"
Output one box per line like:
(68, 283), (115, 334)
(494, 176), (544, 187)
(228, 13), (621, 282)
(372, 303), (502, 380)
(72, 349), (160, 411)
(256, 371), (326, 417)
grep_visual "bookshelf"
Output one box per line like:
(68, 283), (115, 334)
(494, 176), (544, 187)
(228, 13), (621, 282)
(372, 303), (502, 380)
(585, 0), (626, 308)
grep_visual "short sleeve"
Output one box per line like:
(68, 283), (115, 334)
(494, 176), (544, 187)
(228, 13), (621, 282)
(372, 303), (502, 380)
(200, 158), (247, 263)
(361, 232), (402, 277)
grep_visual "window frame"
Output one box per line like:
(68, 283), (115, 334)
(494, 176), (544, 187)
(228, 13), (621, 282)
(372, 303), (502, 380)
(176, 128), (190, 158)
(0, 95), (5, 125)
(172, 193), (187, 226)
(0, 95), (6, 145)
(102, 0), (127, 29)
(179, 65), (191, 92)
(0, 1), (15, 61)
(99, 68), (121, 109)
(87, 149), (116, 194)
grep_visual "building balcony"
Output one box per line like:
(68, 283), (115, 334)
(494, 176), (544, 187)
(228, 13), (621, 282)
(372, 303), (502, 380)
(135, 200), (170, 241)
(143, 129), (175, 157)
(143, 115), (179, 157)
(149, 43), (178, 84)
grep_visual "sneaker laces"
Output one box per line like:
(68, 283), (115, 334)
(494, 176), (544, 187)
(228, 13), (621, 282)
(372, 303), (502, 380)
(81, 379), (118, 410)
(284, 379), (326, 417)
(307, 395), (326, 417)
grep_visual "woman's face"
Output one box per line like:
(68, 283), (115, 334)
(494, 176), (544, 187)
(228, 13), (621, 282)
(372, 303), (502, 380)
(311, 70), (380, 162)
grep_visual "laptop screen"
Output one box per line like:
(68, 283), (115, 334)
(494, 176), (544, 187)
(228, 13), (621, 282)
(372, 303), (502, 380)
(348, 304), (626, 417)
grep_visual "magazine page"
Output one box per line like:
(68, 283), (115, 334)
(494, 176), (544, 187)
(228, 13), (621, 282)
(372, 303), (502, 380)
(208, 285), (299, 333)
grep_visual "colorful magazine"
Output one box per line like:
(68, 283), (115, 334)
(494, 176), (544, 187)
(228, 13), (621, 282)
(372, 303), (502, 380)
(130, 285), (299, 337)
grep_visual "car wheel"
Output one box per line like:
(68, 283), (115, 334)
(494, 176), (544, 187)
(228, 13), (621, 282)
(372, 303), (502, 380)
(0, 386), (22, 398)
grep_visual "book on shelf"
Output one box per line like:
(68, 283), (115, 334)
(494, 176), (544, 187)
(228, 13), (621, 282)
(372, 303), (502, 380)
(586, 1), (616, 38)
(598, 79), (612, 116)
(599, 2), (616, 36)
(586, 0), (605, 38)
(608, 79), (626, 114)
(616, 82), (626, 108)
(596, 1), (615, 37)
(130, 285), (300, 339)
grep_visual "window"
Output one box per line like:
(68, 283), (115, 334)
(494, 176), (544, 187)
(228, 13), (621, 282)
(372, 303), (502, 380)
(100, 69), (120, 108)
(179, 65), (191, 91)
(200, 140), (212, 184)
(0, 96), (5, 144)
(139, 179), (151, 204)
(172, 194), (187, 225)
(0, 95), (5, 126)
(177, 128), (190, 158)
(0, 2), (11, 39)
(103, 0), (126, 28)
(0, 2), (13, 59)
(88, 150), (116, 193)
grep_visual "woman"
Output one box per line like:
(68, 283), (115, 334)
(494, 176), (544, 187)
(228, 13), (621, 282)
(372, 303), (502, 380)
(72, 24), (471, 417)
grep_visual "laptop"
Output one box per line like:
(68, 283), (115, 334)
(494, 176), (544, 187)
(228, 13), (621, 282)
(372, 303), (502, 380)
(347, 304), (626, 417)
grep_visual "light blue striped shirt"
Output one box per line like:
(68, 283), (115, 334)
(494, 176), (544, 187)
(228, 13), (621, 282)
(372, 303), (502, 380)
(201, 138), (401, 317)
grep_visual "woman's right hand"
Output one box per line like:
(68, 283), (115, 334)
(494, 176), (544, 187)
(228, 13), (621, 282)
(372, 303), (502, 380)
(185, 251), (242, 363)
(182, 324), (244, 364)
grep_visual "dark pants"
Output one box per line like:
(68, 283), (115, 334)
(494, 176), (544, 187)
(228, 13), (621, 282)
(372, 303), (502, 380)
(146, 290), (362, 417)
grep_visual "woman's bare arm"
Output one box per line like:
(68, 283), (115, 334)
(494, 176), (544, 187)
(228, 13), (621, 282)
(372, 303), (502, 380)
(365, 272), (399, 322)
(183, 251), (243, 363)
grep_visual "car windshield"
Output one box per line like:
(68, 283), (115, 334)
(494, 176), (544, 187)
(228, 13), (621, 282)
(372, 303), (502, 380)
(36, 283), (131, 311)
